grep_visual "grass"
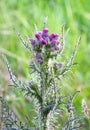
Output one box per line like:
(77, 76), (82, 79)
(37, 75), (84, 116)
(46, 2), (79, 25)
(0, 0), (90, 129)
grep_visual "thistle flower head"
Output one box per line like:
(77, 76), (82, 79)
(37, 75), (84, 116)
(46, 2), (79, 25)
(35, 32), (42, 40)
(41, 39), (47, 45)
(29, 38), (36, 45)
(49, 33), (59, 41)
(29, 27), (61, 63)
(43, 28), (49, 33)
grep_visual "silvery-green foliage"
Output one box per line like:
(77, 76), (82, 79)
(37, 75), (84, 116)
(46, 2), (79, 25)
(0, 20), (85, 130)
(0, 97), (32, 130)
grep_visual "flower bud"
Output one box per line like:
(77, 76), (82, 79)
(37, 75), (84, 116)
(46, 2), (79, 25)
(43, 28), (49, 33)
(50, 40), (57, 46)
(41, 39), (47, 45)
(49, 33), (59, 41)
(36, 53), (43, 63)
(35, 32), (42, 40)
(42, 28), (49, 40)
(29, 38), (36, 45)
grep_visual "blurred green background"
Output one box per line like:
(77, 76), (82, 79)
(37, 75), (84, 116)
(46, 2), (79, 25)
(0, 0), (90, 129)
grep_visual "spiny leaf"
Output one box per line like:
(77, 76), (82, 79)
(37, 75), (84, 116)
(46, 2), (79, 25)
(14, 28), (31, 52)
(67, 37), (81, 67)
(0, 53), (26, 92)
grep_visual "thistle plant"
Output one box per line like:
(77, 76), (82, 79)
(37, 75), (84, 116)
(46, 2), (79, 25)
(0, 19), (85, 130)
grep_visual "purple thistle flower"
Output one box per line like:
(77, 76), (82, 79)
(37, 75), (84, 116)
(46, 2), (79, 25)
(29, 38), (36, 45)
(49, 33), (59, 41)
(50, 40), (60, 46)
(50, 40), (61, 51)
(35, 32), (42, 40)
(29, 28), (61, 54)
(42, 28), (49, 40)
(50, 40), (57, 46)
(36, 53), (43, 63)
(41, 39), (47, 45)
(43, 28), (49, 33)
